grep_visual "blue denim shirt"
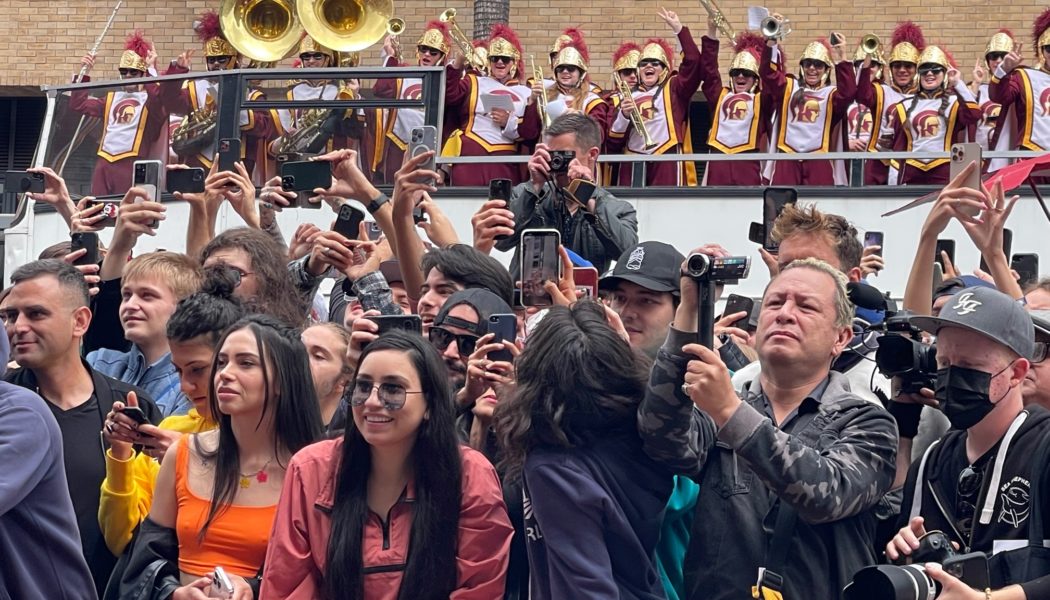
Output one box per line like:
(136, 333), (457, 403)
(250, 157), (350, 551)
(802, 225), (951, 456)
(86, 345), (188, 417)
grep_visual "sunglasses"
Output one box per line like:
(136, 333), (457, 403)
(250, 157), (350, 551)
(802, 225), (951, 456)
(800, 60), (826, 70)
(918, 66), (946, 76)
(418, 46), (443, 57)
(300, 52), (327, 61)
(729, 69), (755, 79)
(118, 69), (143, 78)
(1034, 341), (1048, 364)
(428, 326), (479, 356)
(955, 463), (983, 539)
(639, 59), (663, 69)
(554, 65), (579, 74)
(489, 55), (513, 65)
(347, 380), (423, 411)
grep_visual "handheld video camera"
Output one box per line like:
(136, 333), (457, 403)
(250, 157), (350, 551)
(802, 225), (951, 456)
(874, 310), (937, 394)
(685, 253), (751, 282)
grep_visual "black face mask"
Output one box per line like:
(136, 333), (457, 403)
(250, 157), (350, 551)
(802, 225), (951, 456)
(935, 363), (1012, 430)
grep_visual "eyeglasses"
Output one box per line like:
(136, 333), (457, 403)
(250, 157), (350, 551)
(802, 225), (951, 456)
(918, 66), (946, 76)
(955, 464), (983, 539)
(489, 55), (513, 65)
(428, 326), (479, 356)
(418, 46), (443, 57)
(1034, 341), (1049, 364)
(348, 380), (423, 411)
(222, 265), (254, 287)
(300, 52), (327, 61)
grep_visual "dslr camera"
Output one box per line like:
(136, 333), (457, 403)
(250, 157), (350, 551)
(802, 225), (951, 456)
(548, 150), (576, 173)
(844, 532), (988, 600)
(874, 309), (937, 394)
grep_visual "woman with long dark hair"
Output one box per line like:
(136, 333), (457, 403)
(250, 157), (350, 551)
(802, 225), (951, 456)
(260, 331), (513, 599)
(125, 315), (323, 598)
(497, 300), (673, 599)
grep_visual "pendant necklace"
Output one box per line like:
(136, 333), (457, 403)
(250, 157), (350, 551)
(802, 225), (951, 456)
(239, 458), (274, 489)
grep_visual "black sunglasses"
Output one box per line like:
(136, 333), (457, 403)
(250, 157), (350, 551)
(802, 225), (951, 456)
(554, 65), (579, 74)
(918, 66), (946, 76)
(118, 68), (143, 77)
(955, 464), (983, 539)
(418, 46), (443, 56)
(800, 60), (826, 70)
(639, 59), (663, 68)
(489, 55), (513, 65)
(428, 326), (479, 356)
(729, 69), (754, 79)
(300, 52), (327, 61)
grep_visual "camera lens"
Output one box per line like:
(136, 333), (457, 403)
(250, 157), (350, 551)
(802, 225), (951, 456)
(686, 253), (710, 277)
(844, 565), (936, 600)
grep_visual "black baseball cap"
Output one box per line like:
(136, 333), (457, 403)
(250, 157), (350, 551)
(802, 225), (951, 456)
(599, 241), (685, 296)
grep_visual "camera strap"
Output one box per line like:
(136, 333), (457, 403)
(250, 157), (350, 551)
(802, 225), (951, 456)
(752, 502), (795, 600)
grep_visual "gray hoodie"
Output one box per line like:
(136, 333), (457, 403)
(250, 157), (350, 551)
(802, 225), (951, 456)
(0, 331), (97, 599)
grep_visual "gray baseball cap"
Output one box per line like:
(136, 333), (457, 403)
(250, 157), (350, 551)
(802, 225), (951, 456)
(911, 286), (1035, 359)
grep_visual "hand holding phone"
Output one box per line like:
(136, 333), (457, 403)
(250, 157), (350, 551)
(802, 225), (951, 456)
(722, 294), (756, 333)
(864, 231), (884, 257)
(409, 126), (439, 187)
(210, 566), (234, 599)
(332, 204), (366, 240)
(519, 229), (561, 307)
(70, 232), (99, 266)
(761, 188), (797, 252)
(487, 314), (517, 363)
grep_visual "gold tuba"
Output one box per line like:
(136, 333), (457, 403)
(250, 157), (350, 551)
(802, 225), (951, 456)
(698, 0), (736, 42)
(441, 8), (487, 73)
(298, 0), (393, 53)
(220, 0), (304, 63)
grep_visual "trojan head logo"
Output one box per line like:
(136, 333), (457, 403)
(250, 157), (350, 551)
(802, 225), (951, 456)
(111, 97), (141, 125)
(848, 106), (873, 134)
(1041, 88), (1050, 117)
(859, 110), (873, 134)
(721, 94), (752, 121)
(791, 93), (822, 123)
(636, 95), (656, 121)
(402, 83), (423, 100)
(982, 101), (1002, 124)
(489, 88), (522, 104)
(913, 110), (942, 138)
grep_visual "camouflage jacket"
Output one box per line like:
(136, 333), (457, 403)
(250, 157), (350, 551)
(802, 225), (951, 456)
(637, 327), (898, 600)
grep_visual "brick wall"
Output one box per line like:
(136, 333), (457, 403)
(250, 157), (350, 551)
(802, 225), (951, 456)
(0, 0), (1045, 91)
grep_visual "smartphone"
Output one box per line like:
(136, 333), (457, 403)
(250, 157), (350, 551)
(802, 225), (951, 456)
(942, 552), (990, 590)
(120, 405), (151, 426)
(366, 221), (383, 241)
(762, 187), (797, 252)
(86, 199), (120, 227)
(409, 125), (439, 186)
(487, 313), (517, 363)
(70, 232), (99, 266)
(933, 261), (944, 293)
(573, 266), (599, 299)
(949, 143), (983, 215)
(723, 294), (756, 332)
(4, 170), (44, 194)
(980, 228), (1013, 273)
(512, 288), (524, 310)
(1012, 253), (1040, 288)
(280, 160), (331, 193)
(489, 178), (512, 202)
(165, 167), (206, 194)
(332, 204), (366, 240)
(864, 231), (884, 257)
(210, 566), (234, 600)
(747, 299), (762, 332)
(519, 229), (561, 307)
(216, 137), (241, 174)
(132, 160), (162, 228)
(935, 239), (956, 271)
(371, 314), (422, 335)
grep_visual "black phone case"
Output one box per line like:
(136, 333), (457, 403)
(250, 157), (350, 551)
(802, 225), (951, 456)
(280, 160), (330, 192)
(723, 295), (755, 331)
(487, 314), (516, 363)
(217, 138), (241, 173)
(372, 315), (422, 335)
(166, 168), (206, 194)
(70, 232), (99, 266)
(333, 204), (365, 240)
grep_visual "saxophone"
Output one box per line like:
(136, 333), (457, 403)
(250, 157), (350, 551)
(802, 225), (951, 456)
(171, 107), (217, 157)
(273, 82), (357, 155)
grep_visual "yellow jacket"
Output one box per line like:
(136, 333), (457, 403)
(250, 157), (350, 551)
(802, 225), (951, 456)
(98, 409), (215, 555)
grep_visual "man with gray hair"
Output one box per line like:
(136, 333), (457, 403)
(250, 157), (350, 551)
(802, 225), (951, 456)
(479, 112), (638, 276)
(638, 257), (898, 600)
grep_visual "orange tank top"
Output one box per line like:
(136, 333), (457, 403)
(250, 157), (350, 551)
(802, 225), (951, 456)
(174, 434), (278, 579)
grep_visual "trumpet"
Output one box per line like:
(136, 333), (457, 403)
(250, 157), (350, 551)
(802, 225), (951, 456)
(698, 0), (736, 42)
(613, 72), (656, 150)
(760, 15), (791, 40)
(387, 17), (405, 62)
(440, 8), (486, 73)
(531, 55), (552, 130)
(861, 33), (881, 55)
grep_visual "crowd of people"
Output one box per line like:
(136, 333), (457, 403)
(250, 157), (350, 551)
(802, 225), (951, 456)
(4, 95), (1050, 600)
(54, 7), (1050, 192)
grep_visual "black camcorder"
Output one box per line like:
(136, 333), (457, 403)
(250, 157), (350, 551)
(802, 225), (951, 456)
(548, 150), (576, 173)
(874, 310), (937, 394)
(685, 254), (751, 282)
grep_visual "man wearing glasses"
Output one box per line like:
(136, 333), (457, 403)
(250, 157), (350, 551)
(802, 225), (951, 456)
(444, 24), (541, 186)
(1023, 311), (1050, 410)
(888, 287), (1050, 598)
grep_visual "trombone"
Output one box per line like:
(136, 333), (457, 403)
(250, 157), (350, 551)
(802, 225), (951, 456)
(440, 8), (486, 72)
(612, 72), (656, 150)
(387, 17), (405, 62)
(698, 0), (736, 42)
(531, 55), (552, 130)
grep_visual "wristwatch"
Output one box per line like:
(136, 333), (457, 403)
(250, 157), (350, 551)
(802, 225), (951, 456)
(366, 192), (389, 214)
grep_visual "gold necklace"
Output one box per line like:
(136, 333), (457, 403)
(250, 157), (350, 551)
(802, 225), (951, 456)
(239, 458), (274, 489)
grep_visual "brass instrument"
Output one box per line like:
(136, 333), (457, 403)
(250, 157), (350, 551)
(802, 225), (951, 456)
(698, 0), (736, 42)
(171, 108), (217, 157)
(861, 34), (881, 55)
(298, 0), (393, 52)
(531, 55), (552, 130)
(760, 15), (791, 40)
(273, 107), (333, 155)
(441, 8), (486, 73)
(387, 17), (405, 62)
(219, 0), (304, 63)
(612, 72), (656, 150)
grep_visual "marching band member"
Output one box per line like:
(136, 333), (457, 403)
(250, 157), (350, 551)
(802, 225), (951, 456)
(373, 20), (452, 182)
(162, 11), (272, 177)
(549, 28), (603, 95)
(268, 36), (364, 159)
(699, 23), (771, 186)
(607, 8), (702, 186)
(886, 45), (981, 185)
(70, 31), (170, 195)
(444, 24), (540, 185)
(532, 34), (610, 131)
(988, 9), (1050, 172)
(764, 34), (859, 185)
(846, 39), (883, 159)
(854, 21), (924, 184)
(972, 30), (1014, 151)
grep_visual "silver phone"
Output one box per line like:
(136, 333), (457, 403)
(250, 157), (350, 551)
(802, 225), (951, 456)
(949, 143), (982, 216)
(209, 565), (234, 599)
(409, 126), (439, 185)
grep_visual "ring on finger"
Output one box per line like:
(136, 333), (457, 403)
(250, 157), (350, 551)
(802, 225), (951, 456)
(681, 382), (691, 396)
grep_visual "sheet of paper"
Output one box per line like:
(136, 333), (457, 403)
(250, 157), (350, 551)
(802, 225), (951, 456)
(480, 93), (515, 114)
(748, 6), (770, 30)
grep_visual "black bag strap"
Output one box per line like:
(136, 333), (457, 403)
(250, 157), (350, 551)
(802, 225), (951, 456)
(1025, 429), (1050, 545)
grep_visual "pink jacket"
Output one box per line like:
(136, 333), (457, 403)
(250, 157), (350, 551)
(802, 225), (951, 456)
(260, 438), (513, 599)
